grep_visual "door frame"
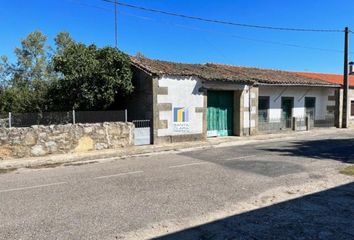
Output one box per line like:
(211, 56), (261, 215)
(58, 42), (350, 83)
(207, 90), (234, 137)
(281, 97), (294, 118)
(281, 97), (294, 129)
(305, 97), (316, 120)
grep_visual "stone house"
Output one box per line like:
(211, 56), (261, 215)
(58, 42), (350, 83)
(296, 72), (354, 128)
(127, 57), (340, 144)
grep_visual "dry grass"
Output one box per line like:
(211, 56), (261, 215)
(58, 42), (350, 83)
(339, 165), (354, 176)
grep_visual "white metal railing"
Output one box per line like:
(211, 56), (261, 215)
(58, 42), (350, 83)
(132, 120), (150, 128)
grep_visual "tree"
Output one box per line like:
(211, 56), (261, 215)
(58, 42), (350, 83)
(0, 31), (133, 113)
(135, 51), (145, 59)
(0, 31), (51, 113)
(54, 32), (75, 56)
(50, 43), (133, 110)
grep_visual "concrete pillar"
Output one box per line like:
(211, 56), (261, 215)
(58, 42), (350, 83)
(234, 86), (258, 136)
(335, 88), (343, 128)
(233, 90), (243, 136)
(249, 86), (259, 135)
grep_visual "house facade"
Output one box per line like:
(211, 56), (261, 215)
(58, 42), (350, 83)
(296, 72), (354, 128)
(128, 57), (340, 144)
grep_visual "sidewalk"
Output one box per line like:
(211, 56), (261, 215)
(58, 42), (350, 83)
(0, 128), (346, 170)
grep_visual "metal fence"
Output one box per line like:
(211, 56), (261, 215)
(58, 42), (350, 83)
(294, 117), (307, 131)
(258, 109), (335, 134)
(75, 110), (127, 124)
(1, 110), (127, 128)
(258, 117), (293, 133)
(311, 115), (336, 128)
(132, 120), (150, 128)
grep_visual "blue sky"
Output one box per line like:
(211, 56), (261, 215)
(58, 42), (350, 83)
(1, 0), (354, 73)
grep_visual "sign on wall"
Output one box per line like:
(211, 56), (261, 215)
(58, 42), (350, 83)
(173, 107), (190, 132)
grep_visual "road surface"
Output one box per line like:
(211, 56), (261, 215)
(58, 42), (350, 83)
(1, 131), (354, 239)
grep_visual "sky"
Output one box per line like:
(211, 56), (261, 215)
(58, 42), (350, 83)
(1, 0), (354, 73)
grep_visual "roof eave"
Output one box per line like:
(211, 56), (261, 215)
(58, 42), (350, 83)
(256, 82), (341, 88)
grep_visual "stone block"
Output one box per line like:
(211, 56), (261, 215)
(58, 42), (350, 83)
(95, 142), (108, 150)
(159, 120), (168, 129)
(195, 107), (206, 113)
(74, 136), (94, 153)
(83, 126), (93, 134)
(157, 87), (168, 95)
(157, 103), (172, 111)
(24, 131), (37, 146)
(45, 141), (58, 153)
(31, 145), (47, 156)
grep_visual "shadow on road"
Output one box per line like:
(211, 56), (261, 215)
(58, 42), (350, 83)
(153, 182), (354, 240)
(261, 138), (354, 163)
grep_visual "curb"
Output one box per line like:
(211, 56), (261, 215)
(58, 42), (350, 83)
(0, 128), (348, 171)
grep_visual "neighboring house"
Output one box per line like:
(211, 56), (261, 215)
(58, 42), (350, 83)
(128, 57), (340, 144)
(296, 72), (354, 128)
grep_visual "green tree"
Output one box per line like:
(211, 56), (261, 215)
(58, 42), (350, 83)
(50, 43), (133, 110)
(54, 32), (75, 55)
(0, 31), (52, 113)
(0, 31), (133, 113)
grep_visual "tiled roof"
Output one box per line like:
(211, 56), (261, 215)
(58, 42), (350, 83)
(131, 57), (339, 87)
(296, 72), (354, 87)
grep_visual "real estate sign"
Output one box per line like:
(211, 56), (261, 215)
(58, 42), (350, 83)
(173, 107), (190, 132)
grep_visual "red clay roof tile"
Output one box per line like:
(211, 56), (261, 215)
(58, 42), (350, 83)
(131, 57), (340, 87)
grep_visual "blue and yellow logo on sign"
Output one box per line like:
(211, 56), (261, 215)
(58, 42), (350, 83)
(174, 107), (189, 123)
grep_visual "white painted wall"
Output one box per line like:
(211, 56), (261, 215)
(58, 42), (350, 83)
(157, 76), (204, 137)
(347, 89), (354, 126)
(259, 86), (335, 120)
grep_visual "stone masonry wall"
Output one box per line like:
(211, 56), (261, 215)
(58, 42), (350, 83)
(0, 122), (134, 159)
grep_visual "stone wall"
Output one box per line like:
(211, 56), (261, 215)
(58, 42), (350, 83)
(0, 122), (134, 159)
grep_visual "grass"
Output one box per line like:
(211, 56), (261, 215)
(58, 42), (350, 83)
(339, 165), (354, 176)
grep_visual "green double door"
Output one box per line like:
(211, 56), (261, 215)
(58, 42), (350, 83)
(207, 91), (234, 137)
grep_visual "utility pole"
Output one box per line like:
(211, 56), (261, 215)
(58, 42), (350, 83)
(114, 0), (118, 48)
(342, 27), (349, 128)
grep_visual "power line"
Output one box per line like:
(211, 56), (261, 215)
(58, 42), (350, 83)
(101, 0), (343, 33)
(171, 24), (347, 53)
(69, 0), (348, 54)
(117, 11), (349, 54)
(69, 0), (112, 12)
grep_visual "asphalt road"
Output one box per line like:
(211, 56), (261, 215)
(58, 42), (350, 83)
(0, 131), (354, 240)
